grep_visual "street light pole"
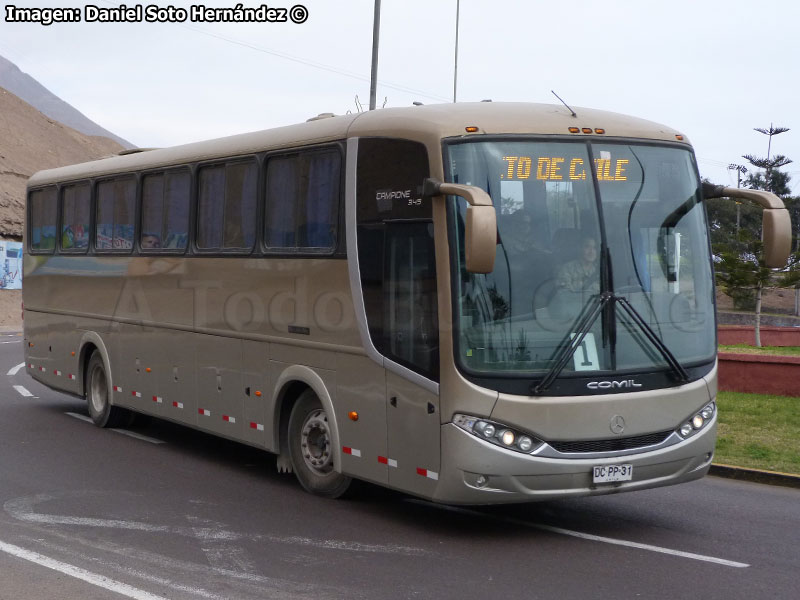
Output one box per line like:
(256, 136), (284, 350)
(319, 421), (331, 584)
(369, 0), (381, 111)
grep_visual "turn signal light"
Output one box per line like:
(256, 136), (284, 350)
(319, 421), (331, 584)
(348, 411), (359, 421)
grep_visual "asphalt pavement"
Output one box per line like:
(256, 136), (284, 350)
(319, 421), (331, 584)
(1, 332), (798, 600)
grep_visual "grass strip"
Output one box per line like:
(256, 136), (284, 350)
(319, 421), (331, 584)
(714, 391), (800, 475)
(718, 344), (800, 356)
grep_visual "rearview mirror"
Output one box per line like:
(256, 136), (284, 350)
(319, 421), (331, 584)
(423, 179), (496, 273)
(702, 183), (792, 268)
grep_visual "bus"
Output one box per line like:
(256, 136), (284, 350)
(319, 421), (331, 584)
(23, 103), (791, 503)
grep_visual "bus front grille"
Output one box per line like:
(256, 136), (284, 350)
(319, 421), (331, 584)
(548, 430), (673, 454)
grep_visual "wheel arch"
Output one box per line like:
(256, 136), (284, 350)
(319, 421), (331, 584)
(272, 365), (341, 473)
(78, 332), (113, 403)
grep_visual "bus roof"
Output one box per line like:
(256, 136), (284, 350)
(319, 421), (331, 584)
(28, 102), (691, 187)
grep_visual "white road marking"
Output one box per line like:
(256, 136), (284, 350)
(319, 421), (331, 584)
(6, 493), (429, 557)
(13, 385), (35, 398)
(65, 412), (93, 424)
(110, 428), (166, 445)
(65, 412), (165, 444)
(407, 500), (750, 569)
(0, 539), (169, 600)
(7, 362), (25, 375)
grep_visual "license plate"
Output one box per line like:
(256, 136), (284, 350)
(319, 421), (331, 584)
(592, 464), (633, 484)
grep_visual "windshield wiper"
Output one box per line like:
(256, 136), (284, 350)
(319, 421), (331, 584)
(615, 296), (689, 383)
(531, 292), (612, 395)
(531, 291), (689, 395)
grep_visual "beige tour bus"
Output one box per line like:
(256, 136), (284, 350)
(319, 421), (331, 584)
(23, 103), (791, 503)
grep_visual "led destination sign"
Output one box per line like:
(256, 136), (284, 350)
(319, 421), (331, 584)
(502, 156), (629, 182)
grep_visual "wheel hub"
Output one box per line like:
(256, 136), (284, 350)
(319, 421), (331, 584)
(300, 409), (333, 474)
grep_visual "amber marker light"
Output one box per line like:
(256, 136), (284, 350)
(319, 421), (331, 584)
(581, 127), (592, 134)
(146, 367), (151, 373)
(595, 128), (606, 134)
(568, 127), (580, 133)
(71, 351), (75, 356)
(349, 411), (359, 422)
(465, 126), (479, 133)
(676, 134), (684, 141)
(255, 390), (262, 397)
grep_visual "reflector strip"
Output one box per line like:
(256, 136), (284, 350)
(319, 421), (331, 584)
(39, 366), (46, 372)
(378, 456), (398, 468)
(131, 391), (142, 398)
(416, 468), (439, 480)
(28, 364), (34, 369)
(113, 386), (123, 392)
(68, 374), (76, 380)
(342, 446), (362, 457)
(223, 415), (235, 423)
(53, 370), (61, 376)
(249, 422), (264, 431)
(199, 408), (211, 416)
(152, 396), (163, 404)
(172, 401), (184, 409)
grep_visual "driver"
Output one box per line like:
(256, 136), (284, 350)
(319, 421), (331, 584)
(556, 236), (599, 293)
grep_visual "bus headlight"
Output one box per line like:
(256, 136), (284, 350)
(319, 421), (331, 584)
(677, 402), (715, 439)
(453, 414), (543, 454)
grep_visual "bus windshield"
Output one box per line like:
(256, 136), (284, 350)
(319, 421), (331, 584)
(447, 139), (715, 384)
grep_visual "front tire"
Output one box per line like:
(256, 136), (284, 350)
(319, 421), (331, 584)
(288, 389), (351, 498)
(85, 351), (126, 428)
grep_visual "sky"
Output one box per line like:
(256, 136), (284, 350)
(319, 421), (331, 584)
(1, 0), (798, 193)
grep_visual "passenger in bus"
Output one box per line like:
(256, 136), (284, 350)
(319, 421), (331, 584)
(500, 210), (551, 317)
(556, 236), (599, 293)
(141, 233), (161, 249)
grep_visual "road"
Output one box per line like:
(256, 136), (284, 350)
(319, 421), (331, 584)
(0, 332), (797, 600)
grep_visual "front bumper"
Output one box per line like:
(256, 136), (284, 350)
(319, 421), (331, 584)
(431, 418), (716, 505)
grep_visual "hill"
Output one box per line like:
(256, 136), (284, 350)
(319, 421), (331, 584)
(0, 55), (132, 149)
(0, 86), (124, 238)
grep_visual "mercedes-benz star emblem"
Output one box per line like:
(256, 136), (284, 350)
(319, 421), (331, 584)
(610, 415), (626, 434)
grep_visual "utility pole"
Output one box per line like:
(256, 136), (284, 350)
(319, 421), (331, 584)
(369, 0), (381, 111)
(453, 0), (460, 103)
(727, 163), (747, 236)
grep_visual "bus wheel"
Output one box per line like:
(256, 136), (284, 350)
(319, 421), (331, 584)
(86, 352), (126, 428)
(288, 389), (351, 498)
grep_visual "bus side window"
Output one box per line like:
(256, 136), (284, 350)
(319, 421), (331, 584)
(265, 156), (298, 249)
(265, 149), (340, 252)
(197, 161), (257, 252)
(164, 171), (190, 249)
(96, 178), (135, 252)
(29, 186), (57, 253)
(60, 184), (90, 251)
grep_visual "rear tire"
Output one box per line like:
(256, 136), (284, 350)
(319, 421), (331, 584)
(85, 351), (127, 428)
(288, 389), (351, 498)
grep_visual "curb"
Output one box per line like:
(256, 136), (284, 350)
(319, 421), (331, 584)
(709, 464), (800, 489)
